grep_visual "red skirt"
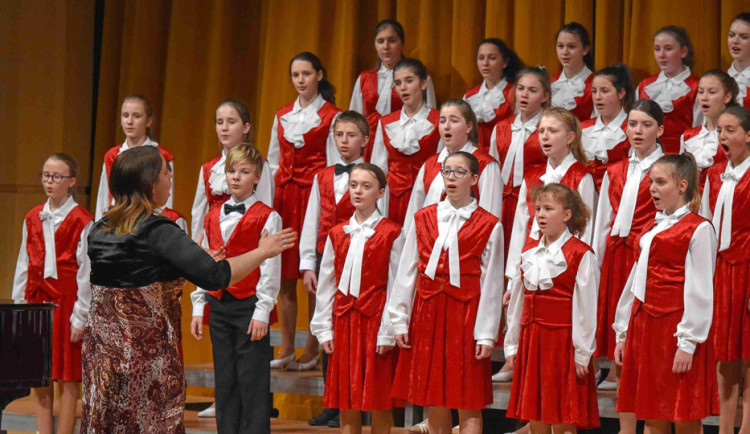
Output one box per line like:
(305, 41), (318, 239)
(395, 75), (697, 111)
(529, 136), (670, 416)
(274, 182), (313, 279)
(501, 184), (521, 258)
(712, 255), (750, 361)
(392, 291), (493, 409)
(28, 292), (82, 382)
(387, 190), (411, 227)
(617, 308), (718, 421)
(508, 322), (599, 428)
(595, 237), (636, 359)
(324, 307), (399, 411)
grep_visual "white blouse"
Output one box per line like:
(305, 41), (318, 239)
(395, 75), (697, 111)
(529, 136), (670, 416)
(310, 211), (405, 347)
(728, 63), (750, 105)
(190, 194), (282, 324)
(190, 150), (274, 241)
(95, 138), (173, 220)
(551, 66), (592, 112)
(638, 68), (703, 126)
(402, 142), (503, 236)
(504, 229), (599, 366)
(371, 103), (440, 174)
(581, 109), (628, 163)
(12, 196), (93, 331)
(490, 112), (541, 188)
(349, 64), (437, 115)
(464, 78), (508, 122)
(700, 155), (750, 251)
(612, 205), (717, 354)
(505, 153), (597, 279)
(592, 146), (664, 264)
(388, 199), (505, 347)
(680, 124), (719, 171)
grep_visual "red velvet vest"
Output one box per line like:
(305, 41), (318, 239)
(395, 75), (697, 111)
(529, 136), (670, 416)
(24, 205), (92, 301)
(551, 70), (595, 122)
(464, 81), (517, 151)
(380, 108), (441, 197)
(201, 154), (232, 214)
(638, 74), (700, 154)
(329, 218), (402, 318)
(634, 213), (707, 317)
(104, 144), (174, 204)
(493, 116), (547, 197)
(706, 160), (750, 263)
(316, 165), (356, 254)
(360, 69), (403, 147)
(523, 161), (590, 234)
(204, 201), (274, 299)
(422, 149), (497, 201)
(681, 125), (726, 191)
(160, 207), (186, 224)
(580, 117), (630, 191)
(274, 101), (341, 187)
(605, 158), (659, 248)
(414, 204), (499, 302)
(520, 236), (593, 327)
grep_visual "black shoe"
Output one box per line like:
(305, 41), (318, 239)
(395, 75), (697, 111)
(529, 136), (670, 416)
(326, 412), (340, 428)
(308, 408), (338, 426)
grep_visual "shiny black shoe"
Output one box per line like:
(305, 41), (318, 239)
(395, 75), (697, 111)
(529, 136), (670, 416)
(326, 412), (340, 428)
(308, 408), (338, 426)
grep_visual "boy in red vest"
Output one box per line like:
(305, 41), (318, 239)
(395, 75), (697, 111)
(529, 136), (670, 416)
(190, 143), (281, 433)
(300, 110), (381, 427)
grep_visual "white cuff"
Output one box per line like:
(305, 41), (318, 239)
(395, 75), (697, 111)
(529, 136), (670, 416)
(252, 308), (271, 324)
(317, 331), (333, 344)
(377, 336), (396, 347)
(192, 302), (206, 317)
(477, 339), (493, 347)
(299, 258), (317, 272)
(677, 337), (696, 355)
(615, 331), (627, 343)
(394, 323), (409, 336)
(69, 315), (86, 331)
(504, 344), (518, 358)
(574, 350), (592, 366)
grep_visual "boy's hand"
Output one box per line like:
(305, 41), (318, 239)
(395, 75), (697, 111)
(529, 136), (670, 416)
(248, 319), (268, 341)
(191, 316), (204, 340)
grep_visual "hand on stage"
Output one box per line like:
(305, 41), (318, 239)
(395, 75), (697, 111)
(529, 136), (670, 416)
(302, 270), (318, 294)
(505, 355), (516, 370)
(259, 228), (297, 258)
(321, 340), (334, 354)
(575, 363), (589, 378)
(614, 342), (625, 366)
(248, 319), (268, 341)
(672, 349), (693, 373)
(475, 344), (492, 360)
(395, 333), (411, 349)
(191, 316), (204, 340)
(503, 289), (511, 306)
(70, 326), (83, 343)
(376, 345), (394, 355)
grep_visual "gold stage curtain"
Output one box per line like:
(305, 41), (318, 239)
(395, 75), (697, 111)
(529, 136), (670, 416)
(2, 0), (748, 421)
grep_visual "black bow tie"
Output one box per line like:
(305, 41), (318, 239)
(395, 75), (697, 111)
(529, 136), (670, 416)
(224, 203), (246, 215)
(335, 163), (355, 175)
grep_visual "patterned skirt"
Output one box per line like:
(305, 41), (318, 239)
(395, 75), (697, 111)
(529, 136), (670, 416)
(81, 279), (186, 433)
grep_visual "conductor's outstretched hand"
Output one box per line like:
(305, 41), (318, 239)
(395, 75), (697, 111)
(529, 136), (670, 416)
(259, 228), (297, 258)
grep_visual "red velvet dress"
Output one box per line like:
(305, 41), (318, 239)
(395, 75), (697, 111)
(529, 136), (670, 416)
(273, 100), (341, 278)
(595, 160), (658, 359)
(23, 204), (93, 381)
(379, 108), (441, 225)
(705, 161), (750, 361)
(508, 237), (599, 428)
(493, 117), (547, 255)
(638, 74), (700, 154)
(323, 218), (403, 411)
(464, 80), (517, 152)
(551, 71), (595, 123)
(392, 205), (498, 409)
(315, 165), (356, 255)
(617, 213), (718, 421)
(580, 116), (630, 191)
(358, 69), (402, 162)
(681, 125), (726, 193)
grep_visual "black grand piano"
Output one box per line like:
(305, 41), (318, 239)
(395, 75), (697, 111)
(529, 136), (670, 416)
(0, 299), (55, 431)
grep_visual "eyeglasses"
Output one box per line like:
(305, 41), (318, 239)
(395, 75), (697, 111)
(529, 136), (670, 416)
(440, 168), (470, 179)
(40, 173), (74, 183)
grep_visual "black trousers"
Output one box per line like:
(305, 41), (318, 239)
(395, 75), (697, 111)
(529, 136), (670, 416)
(208, 292), (271, 434)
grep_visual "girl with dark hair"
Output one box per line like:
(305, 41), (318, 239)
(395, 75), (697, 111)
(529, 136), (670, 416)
(727, 13), (750, 109)
(463, 38), (525, 151)
(349, 19), (437, 161)
(390, 151), (504, 434)
(701, 106), (750, 433)
(592, 101), (664, 432)
(582, 64), (634, 189)
(81, 145), (296, 432)
(267, 51), (341, 370)
(680, 70), (738, 191)
(191, 100), (274, 243)
(95, 95), (175, 220)
(614, 153), (717, 431)
(12, 153), (93, 434)
(637, 26), (701, 154)
(551, 23), (596, 122)
(370, 57), (442, 225)
(505, 183), (600, 432)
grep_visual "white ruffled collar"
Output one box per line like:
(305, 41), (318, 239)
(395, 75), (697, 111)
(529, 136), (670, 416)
(520, 229), (572, 290)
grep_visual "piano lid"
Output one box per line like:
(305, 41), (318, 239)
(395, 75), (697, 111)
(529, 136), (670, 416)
(0, 299), (57, 310)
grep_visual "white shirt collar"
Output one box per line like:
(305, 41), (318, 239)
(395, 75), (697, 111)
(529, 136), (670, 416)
(514, 111), (542, 128)
(335, 156), (364, 167)
(729, 63), (750, 82)
(595, 109), (627, 132)
(292, 93), (325, 115)
(539, 227), (573, 253)
(437, 141), (478, 164)
(729, 155), (750, 177)
(632, 145), (664, 170)
(42, 195), (77, 220)
(656, 67), (691, 84)
(557, 65), (592, 83)
(119, 137), (157, 153)
(400, 103), (430, 125)
(347, 209), (382, 228)
(221, 194), (258, 218)
(546, 152), (577, 178)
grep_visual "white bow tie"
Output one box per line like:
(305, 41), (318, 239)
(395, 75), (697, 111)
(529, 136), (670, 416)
(387, 115), (433, 155)
(583, 123), (626, 163)
(209, 155), (229, 195)
(713, 168), (740, 252)
(502, 120), (537, 187)
(424, 205), (473, 287)
(551, 75), (586, 110)
(468, 81), (506, 122)
(644, 74), (690, 113)
(39, 210), (59, 279)
(338, 223), (377, 297)
(611, 158), (648, 237)
(684, 129), (719, 170)
(280, 102), (322, 148)
(630, 211), (683, 301)
(520, 244), (568, 291)
(375, 68), (394, 116)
